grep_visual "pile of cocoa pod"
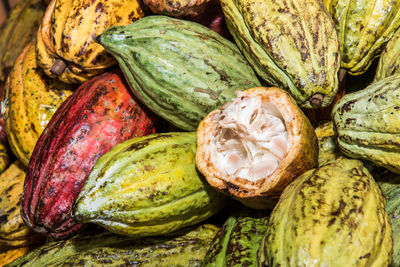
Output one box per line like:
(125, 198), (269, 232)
(1, 0), (400, 265)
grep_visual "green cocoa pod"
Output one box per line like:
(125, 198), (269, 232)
(97, 15), (261, 131)
(332, 75), (400, 173)
(72, 132), (228, 238)
(315, 121), (343, 166)
(220, 0), (340, 109)
(202, 209), (268, 267)
(324, 0), (400, 76)
(6, 224), (220, 267)
(374, 28), (400, 82)
(0, 0), (45, 83)
(377, 173), (400, 266)
(261, 157), (392, 266)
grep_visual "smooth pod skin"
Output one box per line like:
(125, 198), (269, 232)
(98, 15), (261, 131)
(21, 70), (157, 239)
(261, 157), (392, 267)
(332, 75), (400, 173)
(72, 132), (227, 238)
(0, 0), (45, 83)
(4, 42), (74, 166)
(0, 161), (44, 247)
(36, 0), (145, 84)
(7, 224), (219, 267)
(220, 0), (340, 108)
(196, 87), (318, 209)
(324, 0), (400, 75)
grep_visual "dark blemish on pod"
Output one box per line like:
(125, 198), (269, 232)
(0, 214), (8, 223)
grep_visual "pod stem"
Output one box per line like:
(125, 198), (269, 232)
(309, 93), (324, 108)
(50, 59), (67, 75)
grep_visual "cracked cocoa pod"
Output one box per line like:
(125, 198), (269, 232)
(196, 87), (318, 209)
(143, 0), (215, 17)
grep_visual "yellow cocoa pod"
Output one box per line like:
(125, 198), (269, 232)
(4, 42), (74, 166)
(36, 0), (145, 84)
(374, 28), (400, 81)
(220, 0), (340, 109)
(0, 161), (44, 248)
(323, 0), (400, 75)
(0, 246), (36, 266)
(0, 142), (10, 175)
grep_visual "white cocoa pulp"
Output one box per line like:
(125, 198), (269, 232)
(210, 95), (288, 181)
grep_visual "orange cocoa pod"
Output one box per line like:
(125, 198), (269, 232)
(196, 87), (318, 209)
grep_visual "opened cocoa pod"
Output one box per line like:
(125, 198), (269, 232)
(196, 87), (318, 209)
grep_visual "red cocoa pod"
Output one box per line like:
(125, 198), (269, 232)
(21, 70), (157, 239)
(189, 1), (232, 40)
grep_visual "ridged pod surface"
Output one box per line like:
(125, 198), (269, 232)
(0, 0), (45, 83)
(98, 15), (261, 131)
(261, 157), (392, 266)
(73, 132), (227, 238)
(36, 0), (145, 84)
(323, 0), (400, 75)
(332, 75), (400, 173)
(4, 43), (74, 166)
(0, 161), (43, 247)
(0, 246), (36, 266)
(377, 173), (400, 266)
(202, 210), (267, 267)
(196, 87), (318, 209)
(21, 70), (157, 239)
(315, 121), (342, 166)
(0, 142), (9, 174)
(374, 28), (400, 81)
(6, 224), (219, 267)
(220, 0), (340, 108)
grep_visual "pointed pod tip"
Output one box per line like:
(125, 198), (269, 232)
(309, 93), (324, 108)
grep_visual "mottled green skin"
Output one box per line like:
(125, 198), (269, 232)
(202, 210), (268, 267)
(324, 0), (400, 75)
(332, 75), (400, 173)
(377, 174), (400, 266)
(261, 157), (392, 267)
(375, 28), (400, 82)
(98, 15), (261, 131)
(72, 132), (227, 238)
(220, 0), (340, 108)
(6, 224), (220, 267)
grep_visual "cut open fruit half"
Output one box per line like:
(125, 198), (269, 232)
(196, 87), (318, 209)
